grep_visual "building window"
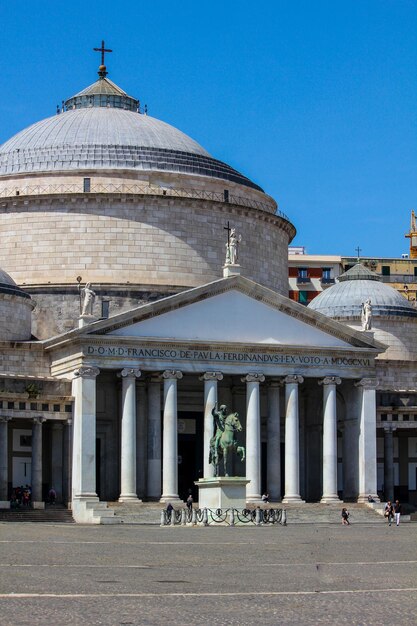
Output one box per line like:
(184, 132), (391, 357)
(392, 414), (398, 421)
(381, 414), (387, 421)
(298, 291), (309, 305)
(19, 402), (26, 410)
(381, 265), (390, 276)
(414, 267), (417, 277)
(83, 177), (91, 193)
(321, 267), (335, 284)
(297, 268), (310, 284)
(402, 415), (409, 421)
(42, 403), (49, 411)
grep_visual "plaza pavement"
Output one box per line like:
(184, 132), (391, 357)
(0, 519), (416, 625)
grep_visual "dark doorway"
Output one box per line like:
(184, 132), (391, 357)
(177, 412), (203, 502)
(96, 438), (101, 498)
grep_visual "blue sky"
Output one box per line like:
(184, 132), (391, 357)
(1, 1), (416, 257)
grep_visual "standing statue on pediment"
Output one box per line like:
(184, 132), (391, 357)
(361, 298), (372, 331)
(225, 227), (242, 265)
(81, 282), (96, 316)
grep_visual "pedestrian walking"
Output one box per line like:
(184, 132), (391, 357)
(394, 500), (402, 526)
(384, 500), (394, 526)
(341, 507), (350, 525)
(186, 494), (193, 510)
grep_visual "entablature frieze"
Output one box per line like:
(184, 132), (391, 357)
(49, 337), (378, 380)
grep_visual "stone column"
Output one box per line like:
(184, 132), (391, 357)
(160, 370), (183, 503)
(355, 378), (379, 503)
(283, 375), (304, 503)
(51, 422), (63, 502)
(72, 366), (100, 500)
(0, 417), (11, 507)
(147, 377), (162, 500)
(384, 426), (395, 503)
(32, 417), (46, 509)
(267, 380), (281, 502)
(136, 381), (147, 500)
(243, 373), (265, 503)
(119, 368), (141, 502)
(319, 376), (341, 503)
(200, 371), (223, 478)
(62, 419), (72, 507)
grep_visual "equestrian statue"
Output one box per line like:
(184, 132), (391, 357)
(209, 402), (245, 476)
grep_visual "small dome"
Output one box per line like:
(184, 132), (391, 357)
(308, 263), (417, 319)
(0, 268), (31, 300)
(0, 267), (33, 341)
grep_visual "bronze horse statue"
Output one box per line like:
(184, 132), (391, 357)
(209, 411), (246, 477)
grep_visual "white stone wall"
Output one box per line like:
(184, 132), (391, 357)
(0, 342), (50, 377)
(0, 195), (291, 294)
(347, 318), (417, 362)
(0, 295), (33, 340)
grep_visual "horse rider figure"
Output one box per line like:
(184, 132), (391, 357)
(212, 402), (227, 463)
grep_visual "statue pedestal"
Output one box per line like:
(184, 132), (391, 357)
(78, 314), (98, 328)
(223, 264), (241, 278)
(195, 477), (249, 510)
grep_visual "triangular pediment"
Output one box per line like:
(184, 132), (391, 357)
(43, 275), (385, 353)
(76, 276), (383, 352)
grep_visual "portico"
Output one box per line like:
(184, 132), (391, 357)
(44, 275), (384, 522)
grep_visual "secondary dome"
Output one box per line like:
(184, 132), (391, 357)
(0, 75), (262, 191)
(308, 263), (417, 319)
(0, 268), (33, 341)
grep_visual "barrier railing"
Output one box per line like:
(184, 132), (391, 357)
(0, 182), (289, 221)
(161, 506), (287, 526)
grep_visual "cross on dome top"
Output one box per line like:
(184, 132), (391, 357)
(93, 40), (113, 78)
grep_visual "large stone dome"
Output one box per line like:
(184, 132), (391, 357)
(0, 78), (262, 191)
(0, 64), (295, 339)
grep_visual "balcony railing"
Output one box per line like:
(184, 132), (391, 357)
(0, 182), (290, 222)
(380, 275), (417, 284)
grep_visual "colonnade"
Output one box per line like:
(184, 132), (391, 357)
(69, 366), (379, 505)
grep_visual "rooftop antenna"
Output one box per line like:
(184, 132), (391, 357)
(93, 40), (112, 78)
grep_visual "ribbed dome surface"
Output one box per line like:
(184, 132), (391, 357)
(0, 108), (263, 190)
(309, 264), (417, 319)
(0, 268), (30, 299)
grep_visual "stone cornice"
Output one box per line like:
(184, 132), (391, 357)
(42, 275), (385, 353)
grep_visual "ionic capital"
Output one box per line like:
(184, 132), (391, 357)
(162, 370), (183, 381)
(284, 375), (304, 385)
(0, 416), (12, 423)
(65, 418), (73, 427)
(241, 373), (265, 384)
(319, 376), (341, 386)
(120, 368), (142, 379)
(33, 416), (46, 425)
(74, 366), (100, 380)
(199, 371), (223, 382)
(383, 425), (397, 434)
(355, 378), (378, 389)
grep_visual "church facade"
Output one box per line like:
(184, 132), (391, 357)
(0, 52), (415, 522)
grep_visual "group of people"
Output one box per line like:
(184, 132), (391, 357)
(384, 500), (402, 526)
(342, 499), (403, 526)
(10, 485), (32, 508)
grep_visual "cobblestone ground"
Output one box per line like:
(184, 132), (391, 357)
(0, 521), (416, 625)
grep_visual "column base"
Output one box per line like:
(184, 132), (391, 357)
(72, 496), (120, 524)
(32, 501), (45, 510)
(0, 501), (10, 509)
(320, 495), (341, 504)
(357, 493), (380, 504)
(118, 494), (142, 503)
(282, 495), (305, 503)
(159, 495), (182, 504)
(246, 495), (263, 505)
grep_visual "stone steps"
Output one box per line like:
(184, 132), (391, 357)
(0, 505), (74, 523)
(107, 501), (386, 525)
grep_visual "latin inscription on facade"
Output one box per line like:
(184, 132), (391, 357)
(85, 345), (372, 368)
